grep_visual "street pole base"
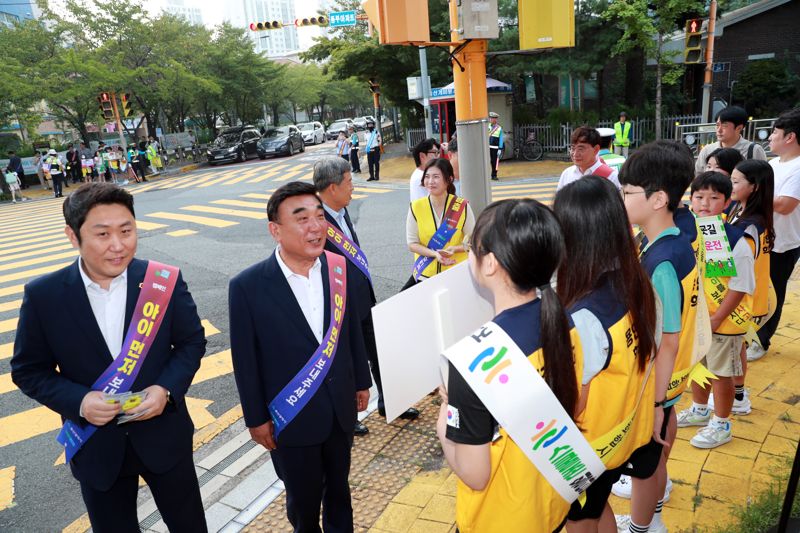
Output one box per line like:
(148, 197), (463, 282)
(765, 517), (800, 533)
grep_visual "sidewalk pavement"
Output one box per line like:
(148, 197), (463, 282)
(243, 271), (800, 533)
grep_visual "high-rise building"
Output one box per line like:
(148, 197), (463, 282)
(296, 0), (333, 51)
(0, 0), (36, 28)
(231, 0), (300, 58)
(163, 0), (204, 27)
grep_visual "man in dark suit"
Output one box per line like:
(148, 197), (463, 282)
(313, 156), (419, 431)
(229, 181), (372, 533)
(11, 182), (207, 533)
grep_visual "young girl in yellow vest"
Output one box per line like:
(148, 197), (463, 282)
(553, 176), (658, 531)
(436, 198), (586, 533)
(404, 158), (475, 289)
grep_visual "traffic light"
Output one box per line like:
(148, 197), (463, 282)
(295, 16), (328, 27)
(249, 21), (283, 31)
(684, 18), (704, 64)
(368, 79), (380, 95)
(97, 92), (114, 121)
(519, 0), (574, 50)
(120, 93), (133, 118)
(361, 0), (429, 44)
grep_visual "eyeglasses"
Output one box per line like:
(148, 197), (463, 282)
(621, 189), (648, 199)
(568, 145), (591, 155)
(426, 150), (441, 156)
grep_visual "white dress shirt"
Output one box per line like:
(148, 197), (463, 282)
(409, 168), (427, 202)
(323, 203), (353, 241)
(557, 158), (621, 191)
(79, 260), (128, 358)
(275, 247), (325, 343)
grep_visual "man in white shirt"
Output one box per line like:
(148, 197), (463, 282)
(410, 138), (441, 201)
(751, 108), (800, 359)
(557, 126), (621, 191)
(694, 106), (767, 175)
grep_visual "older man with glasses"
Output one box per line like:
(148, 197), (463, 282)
(410, 138), (442, 201)
(557, 126), (621, 191)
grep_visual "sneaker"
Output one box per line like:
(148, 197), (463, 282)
(747, 341), (766, 361)
(677, 407), (711, 427)
(690, 422), (732, 449)
(709, 390), (752, 415)
(611, 475), (672, 502)
(615, 514), (668, 532)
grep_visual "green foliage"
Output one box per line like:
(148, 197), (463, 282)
(733, 59), (800, 117)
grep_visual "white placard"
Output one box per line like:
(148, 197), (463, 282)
(371, 262), (494, 421)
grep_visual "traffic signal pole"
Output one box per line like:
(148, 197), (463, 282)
(700, 0), (718, 123)
(110, 92), (128, 150)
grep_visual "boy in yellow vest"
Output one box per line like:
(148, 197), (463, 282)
(676, 172), (755, 449)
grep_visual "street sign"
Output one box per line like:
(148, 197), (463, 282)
(328, 10), (357, 27)
(712, 62), (729, 73)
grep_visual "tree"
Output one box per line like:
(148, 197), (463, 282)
(605, 0), (704, 138)
(733, 59), (800, 117)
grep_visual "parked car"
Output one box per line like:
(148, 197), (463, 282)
(327, 119), (354, 140)
(257, 125), (305, 158)
(207, 126), (261, 165)
(298, 122), (325, 145)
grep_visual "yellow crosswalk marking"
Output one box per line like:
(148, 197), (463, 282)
(241, 193), (271, 200)
(0, 284), (24, 298)
(0, 261), (73, 285)
(247, 165), (289, 184)
(0, 250), (78, 273)
(0, 228), (62, 246)
(352, 194), (367, 199)
(145, 212), (238, 228)
(192, 349), (232, 385)
(166, 229), (197, 237)
(272, 169), (305, 183)
(492, 182), (558, 191)
(0, 317), (18, 334)
(354, 186), (391, 193)
(136, 220), (169, 231)
(0, 372), (14, 395)
(0, 405), (61, 447)
(0, 466), (15, 512)
(173, 172), (230, 189)
(181, 205), (268, 220)
(185, 397), (215, 429)
(211, 199), (267, 209)
(1, 237), (71, 256)
(0, 299), (21, 313)
(223, 166), (264, 185)
(0, 342), (11, 361)
(1, 215), (63, 233)
(201, 319), (220, 336)
(0, 243), (74, 264)
(297, 171), (313, 181)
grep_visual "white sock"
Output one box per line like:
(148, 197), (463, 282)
(692, 402), (709, 414)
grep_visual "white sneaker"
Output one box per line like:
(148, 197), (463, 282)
(747, 341), (766, 361)
(709, 389), (751, 414)
(615, 514), (668, 532)
(611, 475), (671, 502)
(690, 422), (732, 449)
(677, 407), (711, 427)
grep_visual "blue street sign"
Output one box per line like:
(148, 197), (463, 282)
(329, 10), (357, 28)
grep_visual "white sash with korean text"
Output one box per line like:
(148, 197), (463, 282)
(443, 321), (606, 503)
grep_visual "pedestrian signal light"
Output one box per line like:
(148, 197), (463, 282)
(250, 21), (282, 31)
(296, 16), (328, 27)
(120, 93), (133, 118)
(97, 92), (114, 121)
(361, 0), (429, 44)
(368, 79), (380, 95)
(684, 18), (704, 64)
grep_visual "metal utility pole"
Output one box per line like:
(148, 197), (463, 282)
(110, 93), (128, 149)
(419, 46), (434, 139)
(701, 0), (718, 123)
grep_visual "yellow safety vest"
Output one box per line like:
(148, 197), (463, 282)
(614, 122), (631, 147)
(410, 194), (468, 278)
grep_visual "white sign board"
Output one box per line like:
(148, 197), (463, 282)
(371, 262), (494, 421)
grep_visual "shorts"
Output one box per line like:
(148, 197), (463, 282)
(703, 334), (743, 377)
(567, 466), (624, 520)
(623, 405), (673, 479)
(8, 182), (20, 191)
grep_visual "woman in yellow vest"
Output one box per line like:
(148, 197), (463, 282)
(404, 158), (475, 289)
(437, 198), (585, 533)
(553, 176), (658, 531)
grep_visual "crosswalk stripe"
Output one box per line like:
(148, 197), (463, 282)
(173, 172), (228, 189)
(0, 213), (63, 230)
(196, 171), (246, 188)
(246, 165), (289, 184)
(0, 405), (61, 448)
(0, 299), (21, 313)
(211, 199), (267, 209)
(0, 250), (78, 273)
(0, 284), (24, 298)
(0, 243), (74, 264)
(219, 166), (263, 186)
(240, 193), (271, 200)
(354, 186), (391, 193)
(0, 261), (73, 285)
(0, 240), (71, 259)
(272, 169), (305, 183)
(166, 229), (197, 237)
(192, 349), (232, 385)
(136, 220), (169, 231)
(180, 205), (268, 220)
(145, 211), (239, 228)
(0, 342), (11, 361)
(0, 372), (14, 395)
(0, 205), (61, 220)
(0, 228), (62, 245)
(492, 182), (558, 191)
(0, 317), (18, 334)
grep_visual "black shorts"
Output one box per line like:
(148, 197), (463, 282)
(624, 405), (673, 479)
(566, 465), (624, 520)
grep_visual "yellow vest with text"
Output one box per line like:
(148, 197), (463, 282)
(410, 194), (468, 278)
(456, 328), (584, 533)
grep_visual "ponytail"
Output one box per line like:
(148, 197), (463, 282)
(538, 284), (579, 416)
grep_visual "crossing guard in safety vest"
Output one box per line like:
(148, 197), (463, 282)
(488, 112), (504, 181)
(614, 111), (633, 157)
(597, 127), (626, 172)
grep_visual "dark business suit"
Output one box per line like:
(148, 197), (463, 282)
(11, 258), (207, 533)
(323, 208), (384, 412)
(229, 251), (372, 533)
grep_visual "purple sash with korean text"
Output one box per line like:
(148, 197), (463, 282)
(326, 222), (372, 284)
(412, 195), (467, 280)
(56, 261), (179, 462)
(269, 251), (347, 437)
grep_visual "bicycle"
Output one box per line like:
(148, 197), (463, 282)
(516, 130), (545, 161)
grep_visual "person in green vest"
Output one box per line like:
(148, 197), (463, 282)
(597, 127), (626, 172)
(614, 111), (633, 157)
(488, 111), (504, 181)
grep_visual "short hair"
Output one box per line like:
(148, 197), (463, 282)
(707, 147), (743, 175)
(716, 106), (748, 128)
(413, 138), (441, 167)
(691, 171), (732, 199)
(63, 183), (135, 243)
(598, 135), (613, 150)
(570, 126), (601, 147)
(773, 108), (800, 145)
(619, 140), (694, 211)
(7, 150), (14, 155)
(313, 156), (351, 192)
(267, 181), (320, 222)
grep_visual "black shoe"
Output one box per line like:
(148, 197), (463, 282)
(491, 177), (499, 181)
(367, 177), (376, 181)
(399, 408), (420, 420)
(354, 421), (369, 436)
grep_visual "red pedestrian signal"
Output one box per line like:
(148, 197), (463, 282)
(684, 18), (704, 64)
(97, 92), (114, 121)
